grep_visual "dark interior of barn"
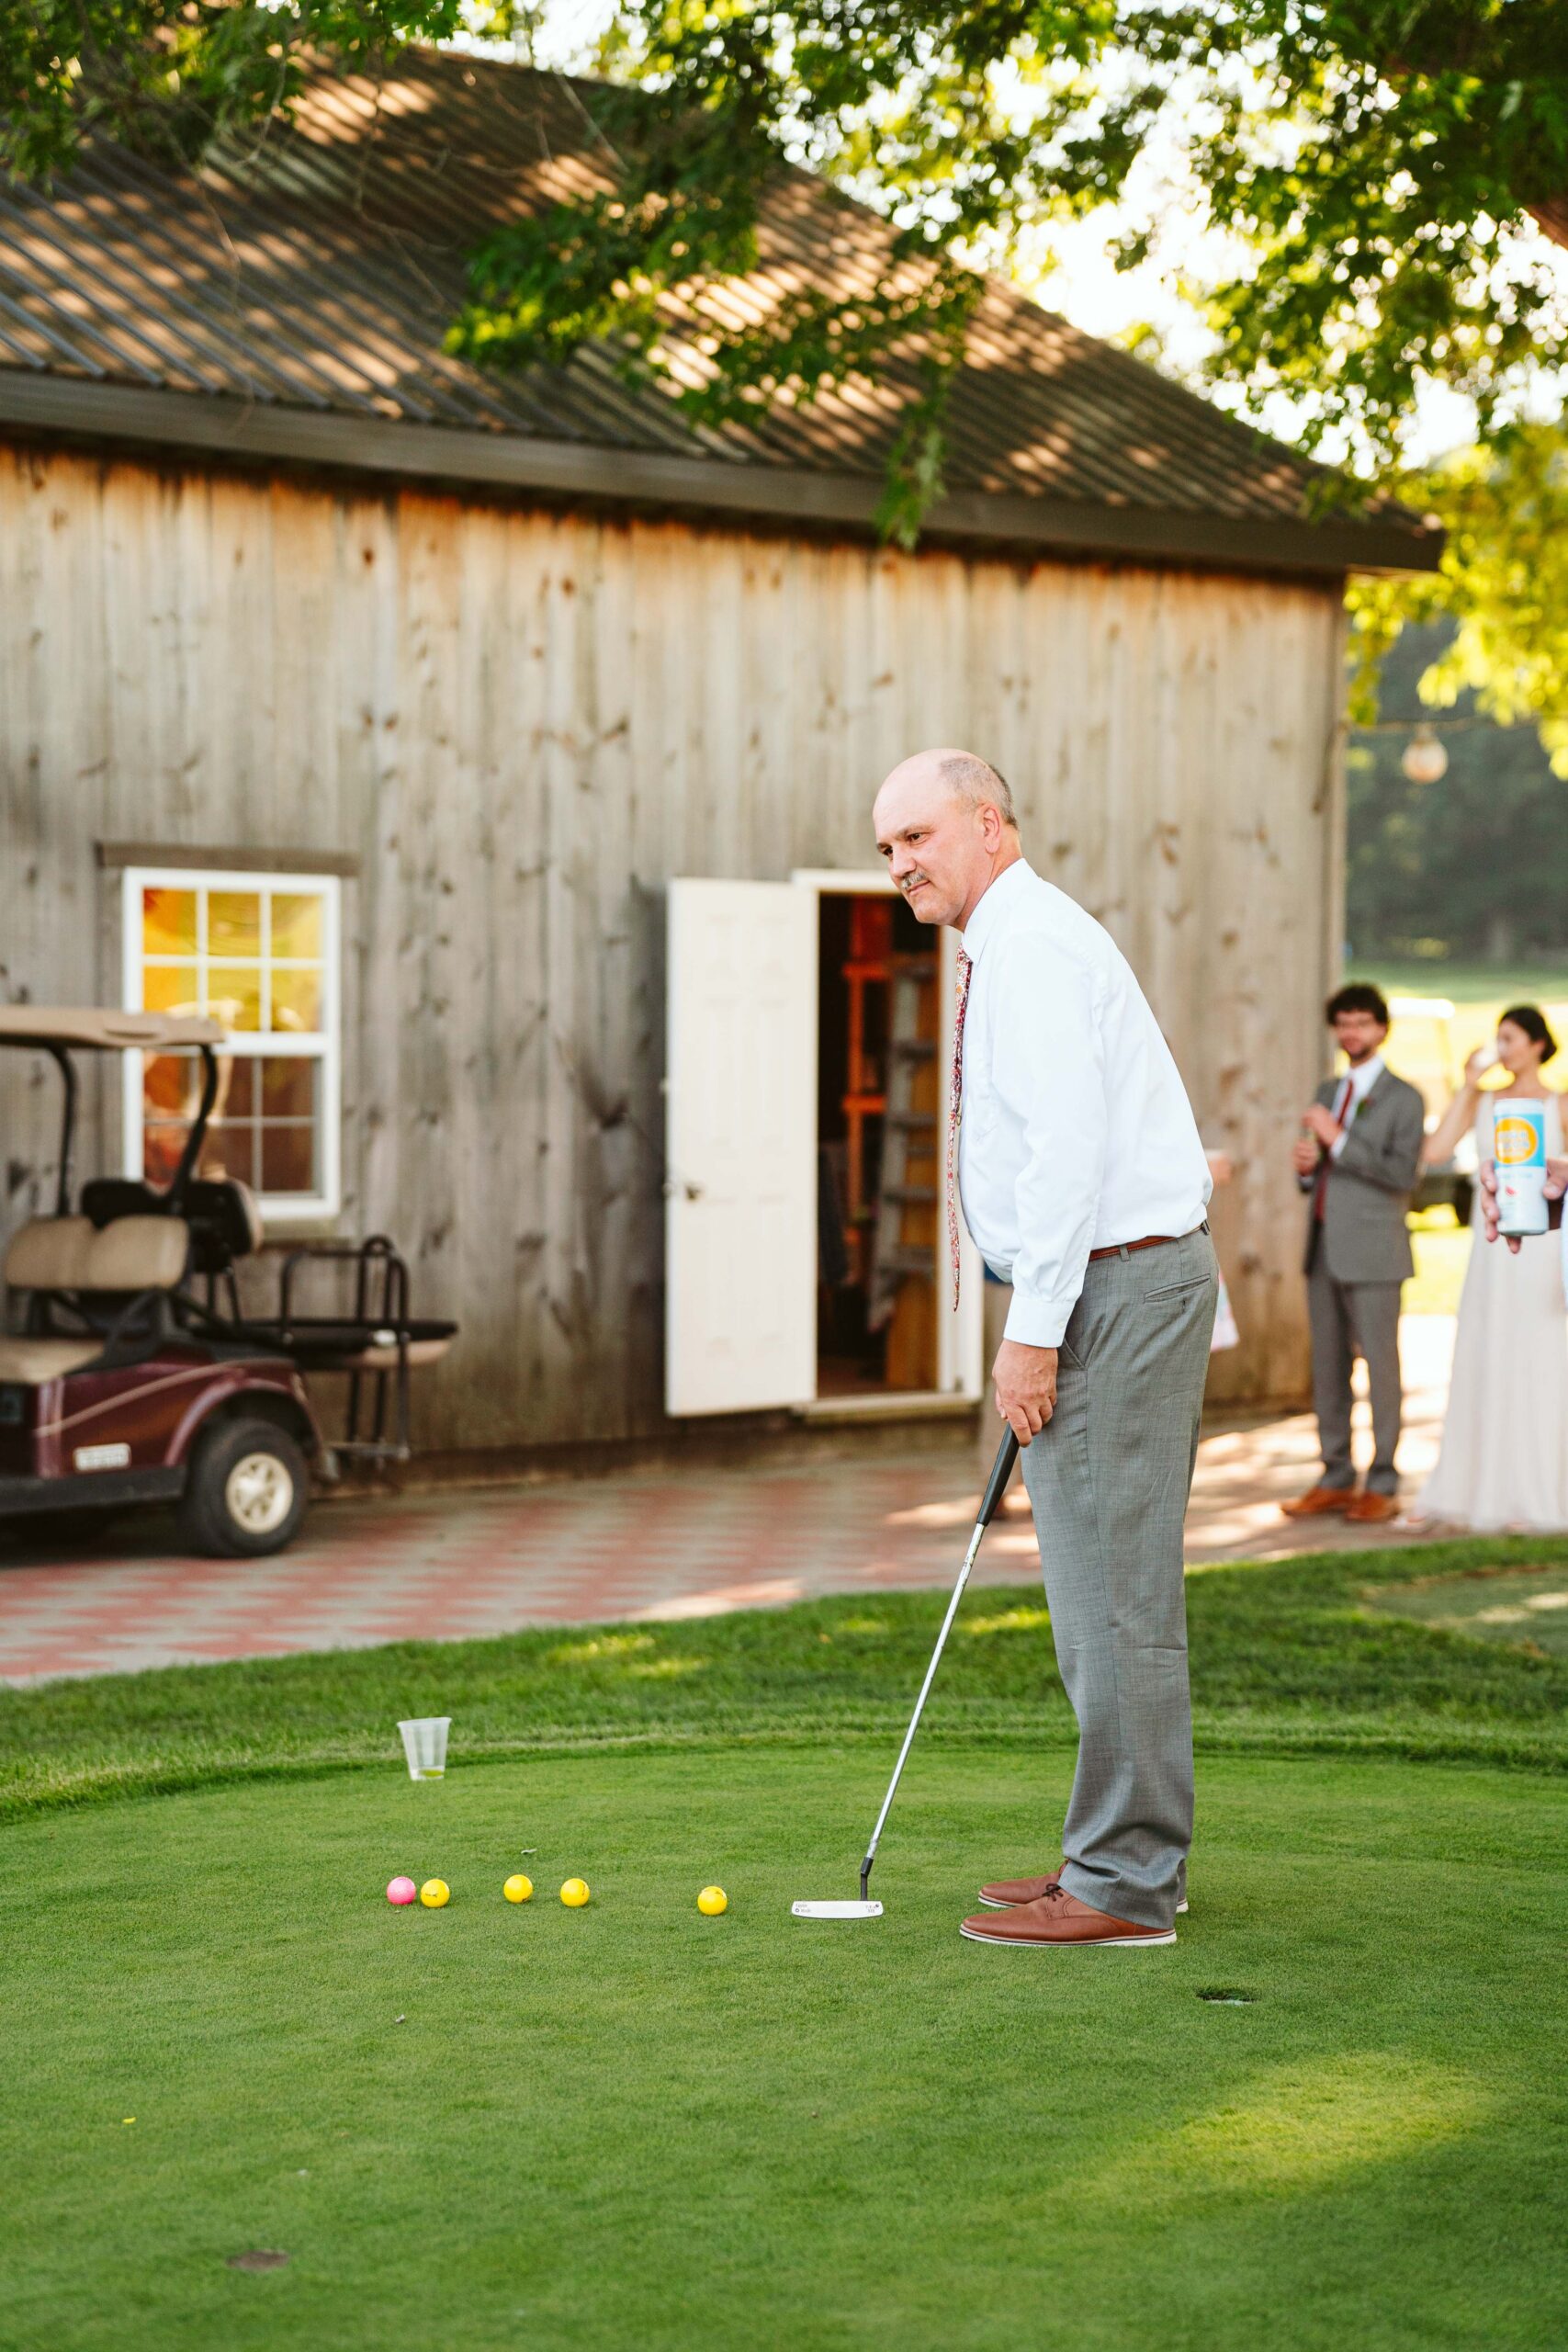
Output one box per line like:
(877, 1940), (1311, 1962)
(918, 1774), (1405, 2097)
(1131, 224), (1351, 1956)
(816, 893), (941, 1396)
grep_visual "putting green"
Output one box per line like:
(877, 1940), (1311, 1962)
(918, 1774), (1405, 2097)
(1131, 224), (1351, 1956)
(5, 1747), (1566, 2351)
(1365, 1564), (1568, 1657)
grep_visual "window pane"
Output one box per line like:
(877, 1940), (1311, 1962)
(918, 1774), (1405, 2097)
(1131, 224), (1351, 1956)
(260, 1057), (316, 1117)
(206, 968), (262, 1032)
(272, 893), (323, 960)
(142, 964), (201, 1017)
(209, 891), (262, 957)
(142, 1122), (186, 1187)
(142, 1053), (205, 1121)
(199, 1125), (254, 1187)
(220, 1057), (254, 1117)
(260, 1124), (317, 1193)
(270, 966), (322, 1035)
(129, 872), (333, 1209)
(145, 1114), (267, 1191)
(142, 888), (197, 957)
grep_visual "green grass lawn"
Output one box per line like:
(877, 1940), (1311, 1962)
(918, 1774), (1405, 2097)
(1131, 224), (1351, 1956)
(1365, 1559), (1568, 1658)
(4, 1749), (1566, 2351)
(1405, 1205), (1472, 1317)
(6, 1532), (1568, 1823)
(6, 1536), (1568, 2350)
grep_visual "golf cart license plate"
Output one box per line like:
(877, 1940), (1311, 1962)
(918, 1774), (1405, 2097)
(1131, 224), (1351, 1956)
(73, 1442), (131, 1472)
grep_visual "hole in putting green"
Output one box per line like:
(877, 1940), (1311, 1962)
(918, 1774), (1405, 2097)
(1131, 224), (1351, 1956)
(1196, 1987), (1256, 2006)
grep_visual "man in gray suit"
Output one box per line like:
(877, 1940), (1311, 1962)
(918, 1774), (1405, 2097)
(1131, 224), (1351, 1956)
(1284, 983), (1426, 1525)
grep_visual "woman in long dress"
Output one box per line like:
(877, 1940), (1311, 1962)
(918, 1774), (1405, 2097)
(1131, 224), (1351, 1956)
(1414, 1004), (1568, 1532)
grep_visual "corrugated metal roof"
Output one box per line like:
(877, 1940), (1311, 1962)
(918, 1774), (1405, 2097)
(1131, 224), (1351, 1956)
(0, 48), (1435, 560)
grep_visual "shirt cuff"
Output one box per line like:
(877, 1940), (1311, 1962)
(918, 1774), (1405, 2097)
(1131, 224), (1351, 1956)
(1002, 1293), (1070, 1348)
(1328, 1130), (1349, 1160)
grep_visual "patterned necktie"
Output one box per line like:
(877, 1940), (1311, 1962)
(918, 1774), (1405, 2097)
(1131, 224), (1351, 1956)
(947, 947), (973, 1310)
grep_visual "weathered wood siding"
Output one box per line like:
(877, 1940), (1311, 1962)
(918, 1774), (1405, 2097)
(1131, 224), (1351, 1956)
(0, 443), (1344, 1444)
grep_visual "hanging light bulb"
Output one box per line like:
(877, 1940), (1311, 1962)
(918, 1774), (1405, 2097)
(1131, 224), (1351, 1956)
(1401, 723), (1449, 785)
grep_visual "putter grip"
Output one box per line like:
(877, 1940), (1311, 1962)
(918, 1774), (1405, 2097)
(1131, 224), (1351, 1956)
(976, 1430), (1020, 1527)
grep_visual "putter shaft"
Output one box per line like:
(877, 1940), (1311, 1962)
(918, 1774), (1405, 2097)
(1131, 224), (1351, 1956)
(857, 1429), (1020, 1902)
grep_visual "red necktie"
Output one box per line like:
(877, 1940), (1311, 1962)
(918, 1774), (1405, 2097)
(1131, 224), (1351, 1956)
(1313, 1075), (1354, 1220)
(946, 948), (973, 1310)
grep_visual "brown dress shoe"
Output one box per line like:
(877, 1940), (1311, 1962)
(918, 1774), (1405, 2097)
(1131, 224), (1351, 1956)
(1280, 1483), (1357, 1520)
(977, 1866), (1188, 1917)
(1345, 1490), (1401, 1523)
(961, 1888), (1176, 1948)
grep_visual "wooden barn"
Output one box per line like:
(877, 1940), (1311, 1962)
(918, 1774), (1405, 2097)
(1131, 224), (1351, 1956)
(0, 49), (1439, 1465)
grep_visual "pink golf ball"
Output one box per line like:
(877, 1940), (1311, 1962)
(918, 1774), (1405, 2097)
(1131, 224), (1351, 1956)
(386, 1875), (418, 1906)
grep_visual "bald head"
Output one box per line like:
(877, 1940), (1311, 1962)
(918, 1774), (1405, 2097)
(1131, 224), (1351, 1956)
(873, 746), (1022, 932)
(935, 752), (1017, 826)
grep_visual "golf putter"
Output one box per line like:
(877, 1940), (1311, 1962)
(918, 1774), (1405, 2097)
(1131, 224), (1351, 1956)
(792, 1426), (1021, 1920)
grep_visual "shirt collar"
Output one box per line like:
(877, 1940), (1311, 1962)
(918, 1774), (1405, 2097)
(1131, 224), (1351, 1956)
(961, 857), (1036, 963)
(1344, 1053), (1384, 1098)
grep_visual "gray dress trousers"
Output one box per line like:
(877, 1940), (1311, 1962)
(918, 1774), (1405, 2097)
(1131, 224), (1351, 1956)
(1019, 1224), (1218, 1931)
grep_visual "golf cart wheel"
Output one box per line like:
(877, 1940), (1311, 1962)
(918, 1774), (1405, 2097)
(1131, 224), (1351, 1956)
(178, 1419), (309, 1558)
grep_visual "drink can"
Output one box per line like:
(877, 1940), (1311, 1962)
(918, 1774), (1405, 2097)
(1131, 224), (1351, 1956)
(1494, 1101), (1549, 1238)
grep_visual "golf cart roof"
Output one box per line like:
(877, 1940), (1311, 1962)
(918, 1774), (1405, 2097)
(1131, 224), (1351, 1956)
(0, 1007), (226, 1051)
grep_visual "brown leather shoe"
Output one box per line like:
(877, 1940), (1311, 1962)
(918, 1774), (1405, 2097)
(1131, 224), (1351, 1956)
(961, 1888), (1175, 1948)
(977, 1867), (1188, 1917)
(1345, 1490), (1401, 1523)
(1280, 1483), (1357, 1520)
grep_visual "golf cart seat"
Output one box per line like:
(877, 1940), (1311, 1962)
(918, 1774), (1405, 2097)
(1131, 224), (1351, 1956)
(185, 1178), (265, 1275)
(5, 1216), (96, 1291)
(0, 1336), (106, 1383)
(0, 1219), (102, 1381)
(6, 1214), (189, 1295)
(81, 1176), (265, 1278)
(78, 1180), (161, 1228)
(1, 1214), (191, 1384)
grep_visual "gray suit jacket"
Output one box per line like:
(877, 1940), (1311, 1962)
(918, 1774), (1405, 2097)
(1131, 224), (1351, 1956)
(1301, 1069), (1426, 1283)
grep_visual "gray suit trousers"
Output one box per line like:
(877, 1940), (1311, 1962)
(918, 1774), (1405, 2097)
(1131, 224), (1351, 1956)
(1019, 1225), (1217, 1931)
(1306, 1257), (1403, 1494)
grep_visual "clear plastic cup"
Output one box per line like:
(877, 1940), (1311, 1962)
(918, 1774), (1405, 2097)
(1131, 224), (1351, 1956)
(398, 1716), (451, 1780)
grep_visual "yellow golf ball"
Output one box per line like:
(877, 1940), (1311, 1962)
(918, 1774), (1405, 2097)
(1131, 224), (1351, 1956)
(697, 1885), (728, 1917)
(503, 1873), (533, 1905)
(559, 1877), (591, 1908)
(419, 1878), (450, 1909)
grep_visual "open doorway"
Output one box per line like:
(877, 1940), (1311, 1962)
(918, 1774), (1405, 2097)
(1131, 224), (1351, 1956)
(816, 890), (942, 1396)
(662, 871), (980, 1420)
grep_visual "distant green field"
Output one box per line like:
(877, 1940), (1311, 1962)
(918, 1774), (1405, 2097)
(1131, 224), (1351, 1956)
(1360, 962), (1568, 1012)
(1406, 1206), (1471, 1317)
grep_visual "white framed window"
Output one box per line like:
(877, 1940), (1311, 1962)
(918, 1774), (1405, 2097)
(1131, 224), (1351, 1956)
(120, 867), (342, 1221)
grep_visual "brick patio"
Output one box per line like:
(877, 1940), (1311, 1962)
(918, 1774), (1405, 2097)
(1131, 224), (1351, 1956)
(0, 1320), (1454, 1685)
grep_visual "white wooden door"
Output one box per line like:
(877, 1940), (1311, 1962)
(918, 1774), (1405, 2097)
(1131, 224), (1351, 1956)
(938, 921), (986, 1399)
(665, 879), (818, 1416)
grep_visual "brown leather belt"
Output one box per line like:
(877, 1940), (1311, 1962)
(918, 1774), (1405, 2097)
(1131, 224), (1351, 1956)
(1087, 1232), (1181, 1263)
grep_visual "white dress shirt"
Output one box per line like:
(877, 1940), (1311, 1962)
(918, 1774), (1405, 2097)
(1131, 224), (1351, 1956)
(957, 860), (1212, 1348)
(1326, 1053), (1384, 1158)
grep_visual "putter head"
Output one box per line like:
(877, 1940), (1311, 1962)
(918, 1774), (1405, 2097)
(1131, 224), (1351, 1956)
(790, 1900), (884, 1920)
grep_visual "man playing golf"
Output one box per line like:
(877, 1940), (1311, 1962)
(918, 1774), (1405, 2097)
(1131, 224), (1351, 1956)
(873, 750), (1216, 1948)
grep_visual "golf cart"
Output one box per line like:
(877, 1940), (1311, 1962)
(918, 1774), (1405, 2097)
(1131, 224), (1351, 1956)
(0, 1008), (456, 1556)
